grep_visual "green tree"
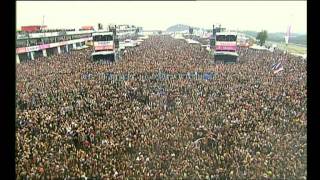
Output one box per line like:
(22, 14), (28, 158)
(256, 30), (268, 46)
(189, 27), (193, 34)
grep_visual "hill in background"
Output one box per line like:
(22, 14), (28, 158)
(166, 24), (200, 32)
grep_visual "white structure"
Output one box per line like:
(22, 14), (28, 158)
(186, 39), (200, 44)
(124, 39), (137, 48)
(214, 31), (239, 63)
(249, 44), (269, 51)
(16, 29), (93, 62)
(30, 51), (34, 60)
(172, 34), (185, 40)
(16, 25), (140, 62)
(140, 35), (149, 40)
(91, 31), (119, 61)
(16, 54), (20, 64)
(42, 49), (47, 57)
(57, 46), (61, 54)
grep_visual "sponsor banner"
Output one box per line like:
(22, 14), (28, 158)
(59, 41), (68, 46)
(94, 45), (113, 51)
(39, 44), (50, 50)
(26, 46), (40, 52)
(51, 40), (83, 48)
(49, 42), (60, 48)
(18, 37), (92, 52)
(17, 34), (29, 39)
(94, 41), (113, 46)
(215, 45), (237, 51)
(16, 47), (27, 54)
(216, 42), (237, 46)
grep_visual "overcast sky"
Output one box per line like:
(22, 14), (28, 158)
(16, 1), (307, 34)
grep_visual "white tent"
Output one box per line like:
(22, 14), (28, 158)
(186, 39), (200, 44)
(249, 44), (269, 51)
(173, 34), (185, 40)
(141, 35), (149, 40)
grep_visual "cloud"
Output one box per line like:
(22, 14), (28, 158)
(16, 1), (306, 33)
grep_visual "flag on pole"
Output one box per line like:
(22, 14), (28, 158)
(274, 66), (284, 74)
(274, 62), (281, 70)
(273, 63), (284, 74)
(285, 25), (291, 45)
(272, 62), (282, 70)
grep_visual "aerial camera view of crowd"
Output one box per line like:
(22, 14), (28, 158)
(16, 35), (306, 179)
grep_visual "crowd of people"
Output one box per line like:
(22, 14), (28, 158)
(16, 35), (307, 179)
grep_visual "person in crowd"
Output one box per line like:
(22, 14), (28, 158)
(16, 35), (307, 179)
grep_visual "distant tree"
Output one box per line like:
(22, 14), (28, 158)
(189, 27), (193, 34)
(248, 37), (255, 46)
(256, 30), (268, 46)
(98, 23), (103, 30)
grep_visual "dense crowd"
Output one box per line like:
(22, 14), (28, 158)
(16, 35), (307, 179)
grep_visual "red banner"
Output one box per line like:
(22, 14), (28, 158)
(39, 44), (50, 50)
(16, 47), (27, 54)
(26, 46), (40, 52)
(215, 45), (237, 51)
(94, 45), (113, 51)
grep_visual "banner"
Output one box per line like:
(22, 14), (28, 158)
(17, 37), (92, 52)
(94, 45), (113, 51)
(49, 42), (60, 48)
(59, 41), (68, 46)
(39, 44), (50, 50)
(26, 46), (40, 52)
(215, 45), (237, 51)
(94, 41), (113, 46)
(16, 47), (27, 54)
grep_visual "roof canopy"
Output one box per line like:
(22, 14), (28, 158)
(91, 51), (114, 56)
(92, 31), (113, 36)
(216, 32), (237, 36)
(214, 51), (239, 57)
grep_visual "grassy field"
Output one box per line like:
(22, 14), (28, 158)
(269, 42), (307, 55)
